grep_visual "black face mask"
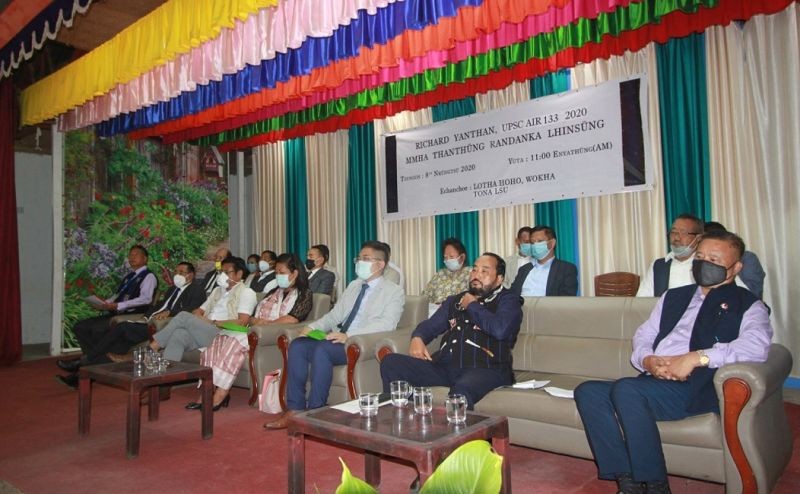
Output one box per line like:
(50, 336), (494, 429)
(692, 259), (733, 287)
(305, 259), (316, 270)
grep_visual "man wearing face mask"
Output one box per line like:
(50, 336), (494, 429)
(264, 241), (405, 429)
(202, 247), (232, 295)
(150, 256), (257, 361)
(380, 253), (523, 409)
(306, 244), (336, 296)
(637, 214), (704, 297)
(249, 249), (278, 294)
(422, 237), (471, 317)
(510, 225), (578, 297)
(574, 231), (772, 494)
(503, 227), (533, 288)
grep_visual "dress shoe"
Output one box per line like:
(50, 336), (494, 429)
(55, 374), (79, 389)
(185, 402), (202, 410)
(106, 352), (133, 363)
(56, 358), (82, 373)
(644, 481), (671, 494)
(212, 395), (231, 412)
(263, 410), (294, 430)
(616, 473), (645, 494)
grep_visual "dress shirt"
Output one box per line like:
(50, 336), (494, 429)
(637, 253), (750, 297)
(520, 257), (554, 296)
(202, 282), (258, 321)
(106, 266), (156, 312)
(310, 276), (404, 336)
(631, 285), (772, 371)
(152, 283), (187, 315)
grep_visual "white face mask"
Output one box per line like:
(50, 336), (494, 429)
(258, 260), (270, 272)
(173, 274), (187, 289)
(215, 272), (229, 287)
(444, 258), (462, 272)
(355, 260), (374, 280)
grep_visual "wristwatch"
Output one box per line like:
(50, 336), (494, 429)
(696, 349), (710, 367)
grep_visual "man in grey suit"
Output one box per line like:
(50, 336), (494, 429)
(306, 244), (336, 297)
(510, 225), (578, 297)
(265, 241), (405, 429)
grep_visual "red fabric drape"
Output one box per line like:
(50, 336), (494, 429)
(0, 78), (22, 365)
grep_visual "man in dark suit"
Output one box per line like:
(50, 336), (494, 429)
(510, 225), (578, 297)
(56, 262), (206, 388)
(306, 244), (336, 297)
(202, 247), (232, 294)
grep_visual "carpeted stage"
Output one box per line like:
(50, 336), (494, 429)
(0, 358), (797, 493)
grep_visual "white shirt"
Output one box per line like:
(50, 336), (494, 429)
(637, 253), (748, 297)
(203, 282), (258, 321)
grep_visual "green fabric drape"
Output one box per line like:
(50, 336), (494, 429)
(431, 97), (480, 269)
(346, 122), (378, 283)
(283, 137), (309, 257)
(655, 33), (711, 234)
(529, 70), (579, 267)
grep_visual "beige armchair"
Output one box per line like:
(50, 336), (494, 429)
(246, 293), (332, 405)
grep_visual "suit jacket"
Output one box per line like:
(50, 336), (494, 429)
(202, 269), (220, 294)
(510, 258), (578, 297)
(148, 280), (207, 317)
(308, 268), (336, 296)
(310, 276), (405, 336)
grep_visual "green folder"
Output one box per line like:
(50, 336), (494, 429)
(218, 322), (249, 333)
(306, 329), (327, 341)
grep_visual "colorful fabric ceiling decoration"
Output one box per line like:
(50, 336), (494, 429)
(19, 0), (795, 152)
(0, 0), (93, 80)
(19, 0), (277, 126)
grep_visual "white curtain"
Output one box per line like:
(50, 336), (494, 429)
(252, 142), (286, 253)
(304, 129), (349, 294)
(570, 44), (668, 295)
(474, 81), (536, 260)
(706, 4), (800, 375)
(375, 109), (436, 295)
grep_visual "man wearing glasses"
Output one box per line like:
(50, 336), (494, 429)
(637, 214), (704, 297)
(149, 256), (257, 361)
(265, 241), (405, 429)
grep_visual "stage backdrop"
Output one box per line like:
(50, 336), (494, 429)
(381, 76), (652, 221)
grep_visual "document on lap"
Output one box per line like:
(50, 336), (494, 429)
(84, 295), (107, 310)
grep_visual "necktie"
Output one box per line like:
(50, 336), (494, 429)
(162, 287), (180, 312)
(339, 283), (369, 333)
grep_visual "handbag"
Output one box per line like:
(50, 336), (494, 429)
(258, 369), (283, 414)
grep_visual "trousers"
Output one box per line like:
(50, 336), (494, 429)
(153, 312), (217, 361)
(574, 376), (698, 482)
(285, 338), (347, 411)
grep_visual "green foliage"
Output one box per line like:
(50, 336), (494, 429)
(334, 440), (503, 494)
(62, 133), (228, 346)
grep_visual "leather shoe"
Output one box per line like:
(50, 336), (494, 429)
(185, 402), (202, 410)
(55, 374), (79, 389)
(107, 352), (133, 363)
(263, 410), (294, 430)
(56, 358), (82, 373)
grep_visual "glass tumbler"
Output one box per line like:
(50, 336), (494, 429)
(413, 387), (432, 415)
(390, 380), (410, 407)
(445, 394), (467, 424)
(358, 392), (380, 417)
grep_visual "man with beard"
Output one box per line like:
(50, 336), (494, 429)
(380, 253), (523, 409)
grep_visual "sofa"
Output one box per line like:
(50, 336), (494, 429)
(375, 296), (794, 494)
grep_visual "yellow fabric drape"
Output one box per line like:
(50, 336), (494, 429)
(20, 0), (276, 126)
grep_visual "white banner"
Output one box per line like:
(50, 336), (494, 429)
(381, 75), (652, 221)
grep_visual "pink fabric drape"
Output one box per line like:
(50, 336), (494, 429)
(0, 78), (22, 366)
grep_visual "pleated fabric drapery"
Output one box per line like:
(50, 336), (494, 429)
(284, 137), (310, 257)
(347, 122), (379, 285)
(705, 3), (800, 374)
(655, 33), (712, 226)
(252, 141), (287, 254)
(571, 43), (667, 296)
(474, 81), (535, 260)
(305, 129), (349, 294)
(431, 97), (480, 269)
(375, 109), (436, 294)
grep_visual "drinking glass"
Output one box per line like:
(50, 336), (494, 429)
(132, 347), (145, 365)
(358, 392), (380, 417)
(413, 387), (432, 415)
(445, 394), (467, 424)
(144, 348), (157, 372)
(390, 380), (410, 407)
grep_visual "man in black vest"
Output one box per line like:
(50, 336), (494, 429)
(380, 253), (523, 409)
(510, 225), (578, 297)
(575, 231), (772, 494)
(56, 245), (157, 381)
(637, 213), (704, 297)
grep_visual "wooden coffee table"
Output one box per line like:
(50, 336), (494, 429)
(78, 361), (213, 458)
(287, 404), (510, 493)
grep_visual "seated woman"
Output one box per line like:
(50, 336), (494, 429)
(244, 254), (260, 279)
(421, 237), (471, 317)
(186, 253), (313, 411)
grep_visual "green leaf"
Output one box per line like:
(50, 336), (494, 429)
(419, 440), (503, 494)
(334, 458), (377, 494)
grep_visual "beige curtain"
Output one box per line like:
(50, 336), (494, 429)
(374, 109), (436, 295)
(304, 129), (349, 294)
(474, 81), (536, 259)
(706, 4), (800, 375)
(571, 44), (667, 295)
(252, 142), (286, 253)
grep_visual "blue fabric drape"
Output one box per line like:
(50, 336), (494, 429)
(284, 137), (309, 257)
(346, 122), (378, 283)
(655, 33), (711, 237)
(431, 96), (480, 269)
(96, 0), (484, 136)
(529, 70), (579, 268)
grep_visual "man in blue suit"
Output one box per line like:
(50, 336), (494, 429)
(510, 225), (578, 297)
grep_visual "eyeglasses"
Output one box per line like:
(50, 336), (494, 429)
(353, 257), (381, 264)
(668, 230), (701, 238)
(222, 269), (237, 275)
